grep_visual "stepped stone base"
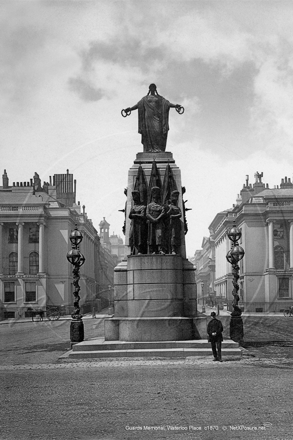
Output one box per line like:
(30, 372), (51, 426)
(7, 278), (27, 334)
(111, 254), (197, 342)
(104, 317), (196, 342)
(65, 339), (242, 359)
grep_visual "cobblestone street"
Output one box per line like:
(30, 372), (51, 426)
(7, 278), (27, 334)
(1, 356), (293, 440)
(0, 314), (293, 439)
(0, 316), (105, 366)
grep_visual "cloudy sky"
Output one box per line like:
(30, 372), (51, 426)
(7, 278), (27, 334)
(1, 0), (293, 257)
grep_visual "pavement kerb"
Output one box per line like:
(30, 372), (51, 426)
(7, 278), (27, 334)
(0, 313), (110, 325)
(202, 306), (286, 317)
(0, 310), (287, 325)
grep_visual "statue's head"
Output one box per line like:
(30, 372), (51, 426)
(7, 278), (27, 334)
(171, 190), (179, 200)
(151, 186), (161, 201)
(132, 190), (140, 202)
(147, 83), (159, 97)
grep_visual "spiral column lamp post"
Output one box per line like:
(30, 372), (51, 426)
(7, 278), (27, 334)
(226, 224), (245, 343)
(67, 225), (86, 343)
(201, 282), (205, 313)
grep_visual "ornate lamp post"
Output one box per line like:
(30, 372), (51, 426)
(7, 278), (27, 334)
(226, 224), (245, 343)
(201, 282), (205, 313)
(67, 225), (85, 343)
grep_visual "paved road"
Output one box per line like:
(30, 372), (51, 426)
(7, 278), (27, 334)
(0, 315), (105, 365)
(1, 315), (293, 439)
(1, 357), (293, 440)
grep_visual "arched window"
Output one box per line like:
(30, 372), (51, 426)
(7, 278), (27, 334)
(274, 245), (285, 270)
(29, 252), (39, 275)
(9, 253), (18, 275)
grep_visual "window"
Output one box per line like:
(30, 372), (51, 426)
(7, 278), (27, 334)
(8, 228), (18, 243)
(4, 282), (15, 302)
(9, 252), (18, 275)
(274, 245), (285, 270)
(29, 252), (39, 275)
(25, 282), (36, 302)
(29, 227), (39, 243)
(278, 278), (289, 298)
(4, 311), (15, 319)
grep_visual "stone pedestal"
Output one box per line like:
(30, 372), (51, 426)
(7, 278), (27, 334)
(105, 254), (197, 341)
(104, 317), (196, 342)
(114, 255), (184, 318)
(104, 150), (198, 342)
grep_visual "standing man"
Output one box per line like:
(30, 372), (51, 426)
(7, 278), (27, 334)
(207, 312), (223, 362)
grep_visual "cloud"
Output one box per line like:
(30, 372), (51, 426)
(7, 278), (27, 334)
(250, 52), (293, 157)
(3, 0), (293, 255)
(0, 21), (48, 110)
(68, 77), (105, 101)
(79, 38), (167, 71)
(69, 35), (171, 100)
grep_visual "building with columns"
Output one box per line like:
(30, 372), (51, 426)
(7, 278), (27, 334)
(205, 173), (293, 312)
(0, 169), (116, 319)
(193, 237), (215, 310)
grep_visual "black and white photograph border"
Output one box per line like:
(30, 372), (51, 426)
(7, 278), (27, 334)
(1, 1), (293, 439)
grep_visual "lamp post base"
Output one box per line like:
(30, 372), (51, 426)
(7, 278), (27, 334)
(230, 315), (244, 344)
(70, 319), (84, 343)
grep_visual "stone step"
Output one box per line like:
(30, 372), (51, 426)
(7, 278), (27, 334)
(67, 339), (242, 359)
(68, 347), (242, 359)
(72, 339), (238, 351)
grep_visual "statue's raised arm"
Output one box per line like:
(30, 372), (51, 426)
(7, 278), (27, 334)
(121, 84), (184, 152)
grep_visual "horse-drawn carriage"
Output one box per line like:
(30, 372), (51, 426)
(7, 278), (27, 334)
(26, 305), (61, 321)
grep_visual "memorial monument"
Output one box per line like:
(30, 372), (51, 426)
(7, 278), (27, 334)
(104, 84), (198, 342)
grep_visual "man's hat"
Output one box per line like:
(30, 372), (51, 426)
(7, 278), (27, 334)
(211, 312), (216, 317)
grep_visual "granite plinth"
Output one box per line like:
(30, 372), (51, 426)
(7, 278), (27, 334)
(109, 254), (197, 341)
(114, 299), (184, 318)
(134, 152), (175, 164)
(114, 255), (189, 318)
(104, 317), (195, 341)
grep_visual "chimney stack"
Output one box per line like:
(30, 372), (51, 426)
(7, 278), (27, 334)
(2, 169), (8, 189)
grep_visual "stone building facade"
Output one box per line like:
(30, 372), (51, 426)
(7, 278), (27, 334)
(0, 170), (116, 319)
(99, 217), (127, 263)
(193, 237), (215, 311)
(205, 173), (293, 312)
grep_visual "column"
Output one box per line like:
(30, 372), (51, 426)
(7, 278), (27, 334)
(289, 221), (293, 269)
(17, 223), (24, 274)
(267, 220), (274, 269)
(38, 223), (45, 273)
(226, 234), (231, 273)
(0, 223), (3, 275)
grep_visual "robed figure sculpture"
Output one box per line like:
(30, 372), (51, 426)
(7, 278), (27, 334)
(146, 186), (166, 254)
(166, 190), (182, 255)
(129, 190), (147, 255)
(122, 84), (184, 152)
